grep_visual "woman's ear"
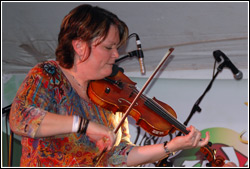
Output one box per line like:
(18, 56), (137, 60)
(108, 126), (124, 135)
(72, 39), (89, 62)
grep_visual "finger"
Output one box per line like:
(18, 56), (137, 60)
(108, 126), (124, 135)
(96, 139), (106, 152)
(186, 125), (196, 140)
(199, 131), (210, 147)
(111, 131), (116, 144)
(186, 125), (193, 132)
(98, 136), (112, 152)
(193, 130), (202, 147)
(108, 131), (117, 150)
(103, 131), (115, 151)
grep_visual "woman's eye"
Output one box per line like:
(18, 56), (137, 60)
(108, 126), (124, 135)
(105, 46), (112, 50)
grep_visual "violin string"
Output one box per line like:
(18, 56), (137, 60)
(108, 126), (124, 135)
(146, 98), (187, 132)
(130, 85), (180, 124)
(131, 87), (187, 133)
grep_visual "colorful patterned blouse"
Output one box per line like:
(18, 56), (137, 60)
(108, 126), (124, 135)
(9, 60), (135, 167)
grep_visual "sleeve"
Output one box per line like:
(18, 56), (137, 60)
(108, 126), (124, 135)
(9, 65), (52, 138)
(106, 115), (136, 167)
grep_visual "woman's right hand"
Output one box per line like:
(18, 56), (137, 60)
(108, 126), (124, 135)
(86, 121), (116, 152)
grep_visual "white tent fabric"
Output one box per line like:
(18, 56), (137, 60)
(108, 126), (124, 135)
(2, 2), (248, 79)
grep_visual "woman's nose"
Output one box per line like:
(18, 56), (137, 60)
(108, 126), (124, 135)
(112, 49), (119, 59)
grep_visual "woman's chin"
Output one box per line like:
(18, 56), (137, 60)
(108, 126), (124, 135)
(95, 69), (113, 80)
(105, 65), (114, 76)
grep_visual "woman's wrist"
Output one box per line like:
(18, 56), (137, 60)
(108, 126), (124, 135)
(163, 141), (176, 156)
(72, 115), (89, 135)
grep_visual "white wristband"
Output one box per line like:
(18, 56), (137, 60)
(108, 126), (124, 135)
(72, 115), (80, 132)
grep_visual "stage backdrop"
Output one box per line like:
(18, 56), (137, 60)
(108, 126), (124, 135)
(127, 76), (248, 167)
(2, 72), (248, 167)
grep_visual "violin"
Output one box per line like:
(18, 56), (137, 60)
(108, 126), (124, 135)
(88, 47), (225, 166)
(88, 67), (225, 167)
(88, 65), (187, 137)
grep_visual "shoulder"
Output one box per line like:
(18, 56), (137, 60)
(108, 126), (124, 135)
(35, 60), (59, 75)
(25, 60), (66, 86)
(27, 60), (62, 78)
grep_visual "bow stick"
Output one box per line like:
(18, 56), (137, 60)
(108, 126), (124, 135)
(93, 48), (174, 166)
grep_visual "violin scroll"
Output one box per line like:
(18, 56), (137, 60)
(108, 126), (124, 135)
(200, 143), (225, 167)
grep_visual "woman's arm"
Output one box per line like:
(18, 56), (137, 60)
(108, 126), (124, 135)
(35, 112), (73, 137)
(35, 112), (116, 151)
(127, 126), (210, 166)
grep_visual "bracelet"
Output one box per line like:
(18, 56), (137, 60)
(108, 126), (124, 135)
(77, 117), (83, 133)
(163, 141), (171, 154)
(81, 119), (89, 135)
(72, 115), (80, 133)
(77, 118), (89, 135)
(163, 141), (176, 156)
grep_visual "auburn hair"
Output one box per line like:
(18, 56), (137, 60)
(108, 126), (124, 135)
(55, 4), (129, 69)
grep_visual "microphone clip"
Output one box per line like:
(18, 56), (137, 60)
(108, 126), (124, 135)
(217, 61), (227, 72)
(128, 50), (144, 59)
(115, 50), (139, 63)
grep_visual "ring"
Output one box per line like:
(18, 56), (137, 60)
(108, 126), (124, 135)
(103, 137), (109, 142)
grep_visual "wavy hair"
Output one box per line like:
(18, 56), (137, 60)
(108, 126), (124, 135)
(55, 4), (129, 68)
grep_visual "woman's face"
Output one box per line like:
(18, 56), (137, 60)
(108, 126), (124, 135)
(82, 25), (120, 80)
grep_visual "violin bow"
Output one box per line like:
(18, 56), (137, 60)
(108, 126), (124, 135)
(93, 48), (175, 166)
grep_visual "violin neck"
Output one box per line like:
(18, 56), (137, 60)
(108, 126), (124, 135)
(145, 98), (189, 135)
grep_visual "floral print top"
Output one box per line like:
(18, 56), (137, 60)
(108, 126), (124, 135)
(9, 60), (135, 167)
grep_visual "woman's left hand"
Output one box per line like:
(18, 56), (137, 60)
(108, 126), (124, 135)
(167, 125), (210, 152)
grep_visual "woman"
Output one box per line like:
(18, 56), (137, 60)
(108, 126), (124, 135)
(9, 4), (209, 167)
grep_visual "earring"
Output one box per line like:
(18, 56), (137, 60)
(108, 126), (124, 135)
(79, 55), (84, 62)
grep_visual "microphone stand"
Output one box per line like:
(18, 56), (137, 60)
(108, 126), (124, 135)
(157, 61), (226, 167)
(2, 104), (13, 167)
(176, 61), (225, 137)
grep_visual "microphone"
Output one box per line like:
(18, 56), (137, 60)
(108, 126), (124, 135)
(213, 50), (243, 80)
(135, 34), (146, 74)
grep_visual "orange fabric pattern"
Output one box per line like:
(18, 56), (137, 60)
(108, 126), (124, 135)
(9, 61), (135, 167)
